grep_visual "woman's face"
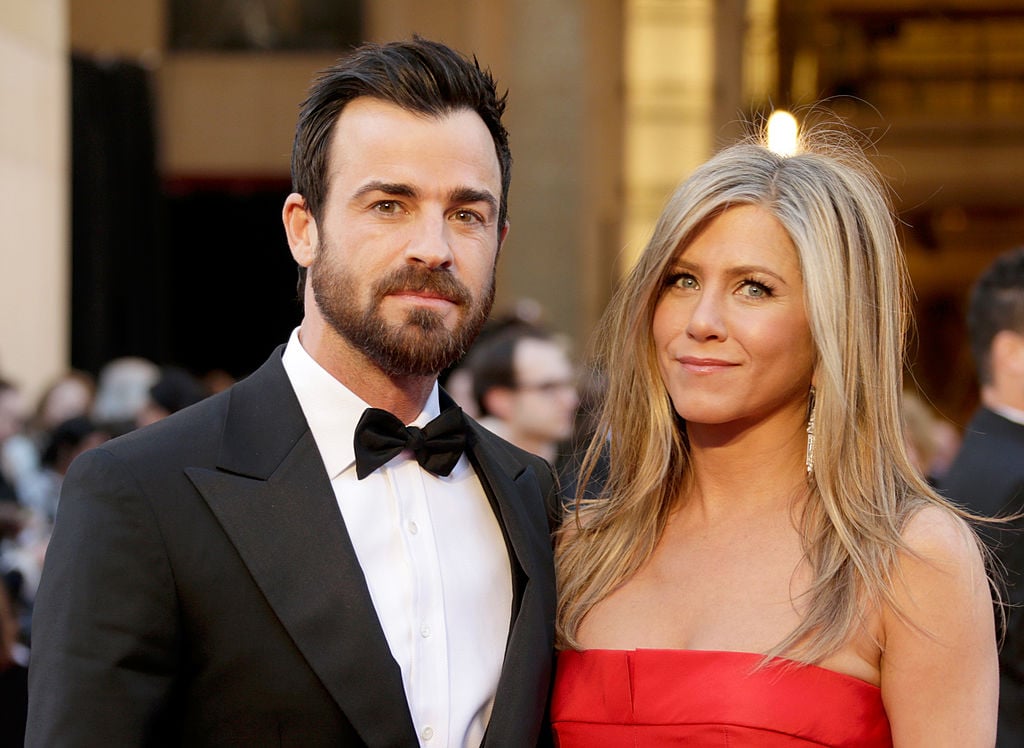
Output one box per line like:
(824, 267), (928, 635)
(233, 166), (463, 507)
(652, 204), (815, 430)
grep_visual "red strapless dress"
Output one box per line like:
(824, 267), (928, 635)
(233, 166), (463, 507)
(551, 649), (892, 747)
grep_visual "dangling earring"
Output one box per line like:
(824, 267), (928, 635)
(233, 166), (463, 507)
(805, 385), (816, 476)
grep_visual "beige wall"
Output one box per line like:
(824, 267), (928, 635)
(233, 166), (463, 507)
(158, 52), (336, 176)
(0, 2), (69, 405)
(68, 0), (330, 178)
(70, 0), (162, 56)
(623, 0), (715, 267)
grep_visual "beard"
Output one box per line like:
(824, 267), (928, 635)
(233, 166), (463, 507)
(310, 250), (495, 377)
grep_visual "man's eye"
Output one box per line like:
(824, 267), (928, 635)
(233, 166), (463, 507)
(452, 210), (483, 224)
(374, 201), (400, 214)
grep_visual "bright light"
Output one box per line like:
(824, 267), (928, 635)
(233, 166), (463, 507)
(767, 110), (799, 156)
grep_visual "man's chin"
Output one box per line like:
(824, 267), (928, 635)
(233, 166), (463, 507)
(400, 307), (462, 335)
(365, 325), (467, 375)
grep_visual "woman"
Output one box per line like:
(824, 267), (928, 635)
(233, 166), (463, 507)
(552, 129), (998, 746)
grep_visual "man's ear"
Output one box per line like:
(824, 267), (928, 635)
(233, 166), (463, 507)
(493, 220), (510, 263)
(482, 387), (516, 420)
(282, 193), (319, 268)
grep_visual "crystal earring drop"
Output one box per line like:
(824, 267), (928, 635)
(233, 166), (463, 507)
(805, 385), (816, 476)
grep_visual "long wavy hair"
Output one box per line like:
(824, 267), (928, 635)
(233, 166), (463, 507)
(556, 124), (982, 662)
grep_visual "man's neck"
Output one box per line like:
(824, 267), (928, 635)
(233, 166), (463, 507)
(981, 384), (1024, 417)
(297, 319), (435, 423)
(982, 394), (1024, 426)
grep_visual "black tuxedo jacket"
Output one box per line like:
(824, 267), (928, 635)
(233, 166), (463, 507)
(27, 348), (557, 747)
(941, 406), (1024, 518)
(939, 406), (1024, 747)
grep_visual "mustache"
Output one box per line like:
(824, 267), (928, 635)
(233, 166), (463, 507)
(372, 266), (472, 306)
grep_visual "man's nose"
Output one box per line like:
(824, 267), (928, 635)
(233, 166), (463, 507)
(405, 212), (454, 269)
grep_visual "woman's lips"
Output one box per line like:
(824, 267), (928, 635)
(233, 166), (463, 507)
(677, 356), (738, 373)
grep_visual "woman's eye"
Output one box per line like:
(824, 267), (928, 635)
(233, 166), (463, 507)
(741, 281), (772, 298)
(670, 274), (698, 290)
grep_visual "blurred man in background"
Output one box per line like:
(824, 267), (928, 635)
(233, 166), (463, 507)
(939, 246), (1024, 747)
(467, 325), (578, 468)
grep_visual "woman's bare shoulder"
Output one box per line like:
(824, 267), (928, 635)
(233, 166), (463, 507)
(898, 503), (984, 572)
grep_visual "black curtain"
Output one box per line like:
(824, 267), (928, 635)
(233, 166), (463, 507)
(70, 54), (167, 375)
(70, 55), (301, 382)
(162, 182), (301, 381)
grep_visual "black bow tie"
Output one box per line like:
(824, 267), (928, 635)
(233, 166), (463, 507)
(353, 405), (467, 480)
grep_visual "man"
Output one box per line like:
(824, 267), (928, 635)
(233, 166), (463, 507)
(467, 326), (578, 468)
(939, 246), (1024, 748)
(27, 37), (556, 747)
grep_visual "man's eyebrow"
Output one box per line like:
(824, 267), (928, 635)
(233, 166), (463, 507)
(450, 187), (498, 213)
(351, 181), (418, 200)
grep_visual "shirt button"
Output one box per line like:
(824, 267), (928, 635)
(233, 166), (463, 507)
(420, 624), (432, 638)
(407, 521), (419, 535)
(421, 725), (434, 741)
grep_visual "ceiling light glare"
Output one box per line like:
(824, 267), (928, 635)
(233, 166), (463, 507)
(767, 110), (799, 156)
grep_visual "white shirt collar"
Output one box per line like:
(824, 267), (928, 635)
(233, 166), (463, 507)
(990, 402), (1024, 427)
(280, 327), (441, 478)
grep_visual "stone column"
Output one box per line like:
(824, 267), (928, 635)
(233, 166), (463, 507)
(0, 1), (69, 404)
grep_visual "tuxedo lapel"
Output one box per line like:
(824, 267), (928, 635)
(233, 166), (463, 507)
(464, 419), (556, 747)
(186, 350), (418, 746)
(464, 422), (546, 594)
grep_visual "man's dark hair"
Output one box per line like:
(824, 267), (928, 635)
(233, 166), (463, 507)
(967, 246), (1024, 385)
(41, 416), (104, 471)
(290, 35), (512, 294)
(149, 367), (208, 415)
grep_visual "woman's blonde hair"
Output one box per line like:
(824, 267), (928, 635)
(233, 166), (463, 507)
(556, 120), (975, 662)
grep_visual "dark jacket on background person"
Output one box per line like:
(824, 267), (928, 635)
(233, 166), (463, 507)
(940, 406), (1024, 748)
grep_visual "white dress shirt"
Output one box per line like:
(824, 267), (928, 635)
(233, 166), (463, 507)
(282, 329), (513, 747)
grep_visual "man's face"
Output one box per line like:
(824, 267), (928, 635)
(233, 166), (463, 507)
(304, 97), (506, 377)
(508, 338), (579, 445)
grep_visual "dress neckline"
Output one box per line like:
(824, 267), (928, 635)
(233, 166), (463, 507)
(563, 647), (881, 689)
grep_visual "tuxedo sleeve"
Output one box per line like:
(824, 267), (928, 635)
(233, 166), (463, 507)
(27, 446), (181, 747)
